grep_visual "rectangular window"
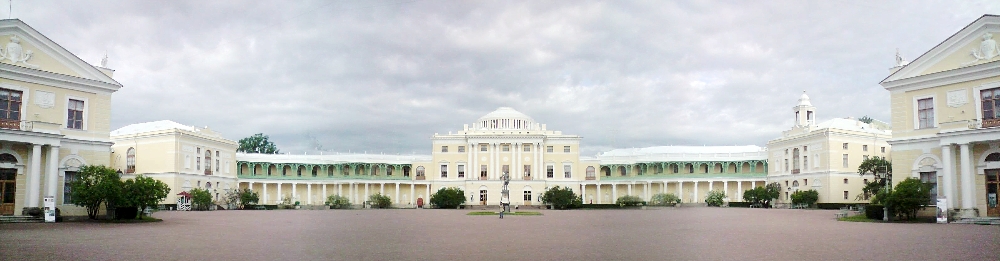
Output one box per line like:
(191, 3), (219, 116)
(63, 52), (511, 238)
(863, 145), (868, 152)
(63, 171), (77, 204)
(440, 164), (448, 178)
(563, 146), (570, 153)
(458, 146), (465, 153)
(523, 165), (531, 177)
(480, 144), (488, 151)
(502, 165), (509, 175)
(843, 143), (848, 150)
(546, 165), (554, 178)
(546, 146), (553, 153)
(983, 87), (1000, 128)
(564, 165), (572, 178)
(843, 154), (849, 168)
(197, 157), (201, 170)
(502, 144), (510, 152)
(66, 99), (84, 129)
(523, 144), (531, 152)
(804, 179), (808, 186)
(844, 179), (849, 184)
(917, 98), (934, 129)
(784, 159), (788, 171)
(844, 191), (849, 200)
(0, 88), (23, 124)
(458, 165), (465, 178)
(920, 172), (937, 205)
(523, 190), (532, 201)
(481, 165), (487, 177)
(863, 155), (869, 161)
(441, 146), (448, 153)
(803, 156), (808, 171)
(803, 146), (808, 152)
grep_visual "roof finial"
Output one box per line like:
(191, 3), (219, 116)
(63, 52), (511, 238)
(894, 48), (908, 67)
(100, 52), (108, 67)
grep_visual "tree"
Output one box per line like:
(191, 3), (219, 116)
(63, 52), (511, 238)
(790, 189), (820, 207)
(69, 165), (122, 219)
(325, 195), (351, 209)
(429, 187), (466, 209)
(649, 193), (681, 206)
(858, 156), (892, 202)
(238, 133), (280, 154)
(368, 193), (392, 209)
(239, 189), (260, 208)
(119, 175), (170, 219)
(743, 183), (780, 208)
(190, 188), (213, 211)
(705, 190), (726, 207)
(542, 186), (583, 209)
(884, 178), (932, 220)
(615, 195), (644, 207)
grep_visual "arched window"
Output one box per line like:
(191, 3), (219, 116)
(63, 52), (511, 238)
(792, 180), (799, 188)
(126, 148), (136, 174)
(792, 148), (800, 173)
(416, 166), (425, 176)
(987, 153), (1000, 161)
(586, 166), (595, 179)
(204, 150), (213, 175)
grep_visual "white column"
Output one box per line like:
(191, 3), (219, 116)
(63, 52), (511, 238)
(941, 145), (956, 209)
(349, 183), (354, 203)
(723, 181), (729, 197)
(661, 181), (666, 194)
(627, 183), (632, 196)
(26, 144), (42, 208)
(45, 146), (60, 199)
(277, 183), (283, 203)
(337, 183), (342, 196)
(737, 181), (742, 201)
(708, 181), (714, 191)
(380, 183), (385, 195)
(612, 184), (617, 200)
(395, 183), (400, 204)
(307, 184), (312, 205)
(410, 183), (415, 205)
(533, 143), (539, 179)
(468, 143), (474, 180)
(581, 184), (587, 204)
(677, 181), (683, 202)
(425, 184), (430, 201)
(693, 181), (699, 203)
(292, 183), (298, 202)
(596, 184), (602, 204)
(489, 143), (496, 180)
(514, 142), (520, 178)
(539, 143), (545, 179)
(263, 183), (268, 204)
(364, 182), (369, 201)
(959, 143), (975, 216)
(322, 184), (327, 200)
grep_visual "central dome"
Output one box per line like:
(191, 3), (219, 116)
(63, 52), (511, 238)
(475, 107), (538, 130)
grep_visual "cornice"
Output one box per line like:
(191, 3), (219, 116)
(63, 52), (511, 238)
(1, 63), (121, 94)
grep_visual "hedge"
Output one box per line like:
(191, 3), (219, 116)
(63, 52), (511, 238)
(727, 202), (751, 208)
(865, 205), (884, 220)
(580, 204), (622, 209)
(816, 203), (868, 210)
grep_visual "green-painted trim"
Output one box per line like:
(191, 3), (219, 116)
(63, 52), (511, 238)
(237, 175), (412, 181)
(598, 173), (767, 180)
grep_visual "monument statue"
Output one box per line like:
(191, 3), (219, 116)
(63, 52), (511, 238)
(499, 171), (510, 219)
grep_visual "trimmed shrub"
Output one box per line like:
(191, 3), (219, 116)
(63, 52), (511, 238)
(430, 187), (466, 209)
(325, 195), (351, 209)
(705, 190), (726, 207)
(728, 202), (751, 208)
(885, 178), (931, 220)
(866, 205), (884, 220)
(580, 204), (621, 209)
(541, 186), (583, 209)
(368, 193), (392, 209)
(616, 195), (644, 207)
(816, 203), (867, 210)
(790, 189), (820, 207)
(649, 193), (681, 206)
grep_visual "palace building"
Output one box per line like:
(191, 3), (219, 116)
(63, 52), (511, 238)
(0, 19), (122, 216)
(881, 14), (1000, 218)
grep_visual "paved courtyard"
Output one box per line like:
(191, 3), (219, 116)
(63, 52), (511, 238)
(1, 208), (998, 261)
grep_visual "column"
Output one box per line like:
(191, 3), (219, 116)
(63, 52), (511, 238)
(26, 144), (42, 208)
(723, 181), (729, 197)
(263, 183), (269, 204)
(380, 183), (385, 195)
(737, 181), (742, 201)
(612, 184), (617, 200)
(45, 146), (60, 199)
(596, 184), (602, 204)
(468, 143), (474, 180)
(349, 183), (354, 203)
(693, 181), (699, 203)
(533, 143), (539, 179)
(941, 145), (956, 210)
(959, 143), (975, 217)
(472, 144), (478, 180)
(292, 183), (298, 202)
(539, 143), (545, 179)
(425, 184), (430, 202)
(410, 183), (415, 205)
(395, 183), (400, 204)
(661, 181), (666, 194)
(627, 183), (632, 196)
(277, 183), (283, 203)
(489, 143), (496, 180)
(364, 182), (369, 202)
(322, 184), (327, 201)
(708, 181), (714, 191)
(514, 142), (520, 178)
(677, 181), (683, 202)
(307, 184), (312, 205)
(581, 184), (587, 204)
(337, 183), (342, 196)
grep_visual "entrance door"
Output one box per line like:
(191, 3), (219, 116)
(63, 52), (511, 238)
(986, 169), (999, 217)
(479, 189), (487, 205)
(1, 169), (15, 215)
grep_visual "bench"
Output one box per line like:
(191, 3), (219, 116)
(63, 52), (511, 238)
(835, 211), (848, 218)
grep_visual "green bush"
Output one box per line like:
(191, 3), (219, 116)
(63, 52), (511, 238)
(430, 187), (466, 209)
(368, 193), (392, 209)
(817, 203), (867, 210)
(69, 165), (122, 219)
(616, 195), (644, 207)
(579, 204), (621, 209)
(742, 183), (780, 208)
(728, 202), (751, 208)
(541, 186), (583, 209)
(649, 193), (681, 206)
(705, 190), (726, 207)
(190, 188), (213, 211)
(885, 178), (931, 220)
(790, 189), (820, 207)
(325, 195), (351, 209)
(119, 175), (170, 219)
(865, 204), (884, 220)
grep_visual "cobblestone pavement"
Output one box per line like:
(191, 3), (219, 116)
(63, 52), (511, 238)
(1, 208), (998, 261)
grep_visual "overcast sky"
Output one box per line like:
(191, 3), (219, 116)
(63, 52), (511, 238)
(8, 1), (1000, 156)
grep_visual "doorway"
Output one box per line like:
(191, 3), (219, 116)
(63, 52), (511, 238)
(1, 169), (15, 215)
(479, 189), (487, 205)
(986, 169), (999, 217)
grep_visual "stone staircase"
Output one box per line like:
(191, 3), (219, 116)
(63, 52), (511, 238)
(0, 215), (44, 223)
(953, 217), (1000, 225)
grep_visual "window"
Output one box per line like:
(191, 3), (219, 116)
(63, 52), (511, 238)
(458, 146), (465, 153)
(863, 145), (868, 152)
(480, 144), (488, 152)
(881, 147), (885, 153)
(784, 159), (788, 172)
(66, 99), (84, 129)
(843, 143), (848, 150)
(843, 154), (849, 168)
(523, 165), (531, 177)
(403, 167), (410, 177)
(196, 156), (201, 171)
(0, 88), (23, 124)
(564, 165), (571, 178)
(863, 155), (869, 161)
(586, 166), (595, 178)
(502, 144), (509, 152)
(917, 98), (934, 129)
(546, 165), (554, 178)
(785, 149), (788, 155)
(792, 148), (800, 172)
(981, 87), (1000, 127)
(523, 144), (531, 152)
(126, 147), (136, 174)
(481, 165), (487, 178)
(205, 150), (212, 175)
(844, 191), (849, 200)
(785, 181), (788, 187)
(502, 165), (509, 175)
(546, 146), (553, 153)
(920, 172), (937, 205)
(63, 171), (77, 204)
(441, 146), (448, 153)
(563, 146), (570, 153)
(843, 178), (848, 184)
(440, 165), (448, 178)
(803, 146), (807, 152)
(804, 179), (808, 186)
(458, 165), (465, 178)
(416, 166), (425, 176)
(803, 156), (808, 171)
(523, 190), (532, 201)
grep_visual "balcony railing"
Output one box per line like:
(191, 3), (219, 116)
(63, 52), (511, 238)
(0, 119), (21, 130)
(791, 169), (800, 174)
(0, 120), (61, 134)
(585, 176), (596, 180)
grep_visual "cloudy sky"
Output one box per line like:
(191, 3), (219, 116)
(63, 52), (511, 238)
(8, 0), (1000, 156)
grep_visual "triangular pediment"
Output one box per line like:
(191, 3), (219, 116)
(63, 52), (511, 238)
(882, 15), (1000, 84)
(0, 19), (120, 89)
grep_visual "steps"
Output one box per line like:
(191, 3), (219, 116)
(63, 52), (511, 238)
(953, 217), (1000, 225)
(0, 215), (44, 223)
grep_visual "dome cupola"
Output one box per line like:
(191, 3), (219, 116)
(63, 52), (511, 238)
(475, 107), (539, 130)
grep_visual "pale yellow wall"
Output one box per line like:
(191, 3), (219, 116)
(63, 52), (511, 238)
(917, 31), (1000, 76)
(0, 78), (113, 137)
(890, 75), (1000, 140)
(0, 34), (84, 78)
